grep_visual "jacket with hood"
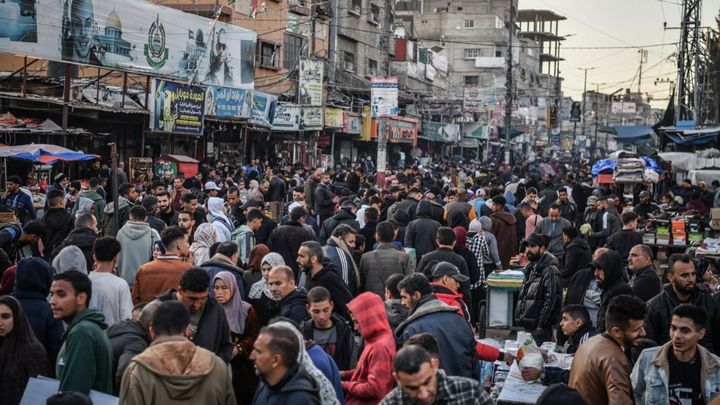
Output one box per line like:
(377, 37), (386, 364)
(51, 227), (98, 271)
(119, 336), (236, 405)
(561, 237), (592, 288)
(40, 207), (75, 259)
(157, 290), (234, 363)
(384, 299), (408, 331)
(301, 313), (357, 371)
(490, 210), (517, 268)
(267, 221), (316, 278)
(252, 363), (322, 405)
(13, 257), (64, 365)
(343, 293), (396, 405)
(231, 224), (255, 267)
(279, 288), (309, 325)
(56, 308), (113, 395)
(319, 208), (360, 243)
(515, 252), (562, 332)
(395, 196), (420, 222)
(592, 250), (635, 333)
(646, 283), (720, 353)
(305, 261), (354, 322)
(359, 242), (411, 297)
(107, 319), (150, 394)
(392, 210), (410, 244)
(431, 282), (470, 323)
(314, 182), (336, 218)
(417, 248), (472, 314)
(404, 200), (441, 261)
(72, 190), (106, 223)
(117, 221), (159, 287)
(395, 294), (477, 378)
(200, 255), (247, 299)
(323, 237), (359, 295)
(103, 196), (132, 237)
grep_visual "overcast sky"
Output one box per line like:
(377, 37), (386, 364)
(519, 0), (719, 107)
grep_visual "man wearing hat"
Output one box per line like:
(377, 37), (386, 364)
(430, 261), (470, 323)
(515, 233), (562, 344)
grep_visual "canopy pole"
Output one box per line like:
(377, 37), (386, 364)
(96, 68), (100, 105)
(21, 57), (27, 98)
(62, 64), (71, 147)
(110, 142), (119, 235)
(121, 72), (128, 108)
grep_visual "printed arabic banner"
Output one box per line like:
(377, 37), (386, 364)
(299, 59), (323, 106)
(370, 77), (399, 117)
(150, 79), (205, 135)
(0, 0), (256, 89)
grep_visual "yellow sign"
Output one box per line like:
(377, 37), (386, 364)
(359, 106), (372, 141)
(324, 107), (344, 128)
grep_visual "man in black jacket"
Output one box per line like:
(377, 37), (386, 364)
(404, 200), (441, 262)
(645, 253), (720, 354)
(41, 189), (75, 260)
(561, 227), (592, 288)
(606, 211), (643, 280)
(298, 241), (353, 321)
(591, 249), (635, 332)
(51, 213), (98, 271)
(156, 268), (233, 363)
(267, 207), (316, 279)
(267, 265), (308, 324)
(301, 286), (357, 371)
(515, 233), (562, 344)
(395, 188), (422, 221)
(314, 172), (336, 225)
(627, 244), (662, 302)
(318, 199), (360, 244)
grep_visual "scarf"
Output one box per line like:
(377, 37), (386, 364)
(248, 252), (285, 299)
(213, 271), (251, 334)
(329, 235), (360, 287)
(190, 223), (215, 266)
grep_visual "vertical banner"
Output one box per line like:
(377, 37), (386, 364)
(299, 59), (324, 106)
(370, 77), (399, 117)
(150, 79), (205, 135)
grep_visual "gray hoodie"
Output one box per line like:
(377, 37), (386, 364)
(52, 245), (88, 274)
(116, 221), (159, 287)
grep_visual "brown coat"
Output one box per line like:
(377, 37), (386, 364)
(568, 333), (634, 405)
(131, 257), (193, 304)
(490, 211), (517, 268)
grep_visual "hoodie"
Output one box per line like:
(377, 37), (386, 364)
(117, 221), (159, 287)
(343, 293), (395, 405)
(56, 308), (113, 394)
(103, 196), (132, 237)
(279, 289), (309, 325)
(107, 319), (150, 394)
(52, 245), (88, 274)
(72, 190), (106, 223)
(119, 336), (235, 405)
(40, 207), (75, 259)
(592, 250), (634, 332)
(404, 200), (441, 261)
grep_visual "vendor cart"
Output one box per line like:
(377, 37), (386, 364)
(478, 270), (524, 338)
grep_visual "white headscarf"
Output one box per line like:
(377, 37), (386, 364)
(248, 252), (285, 299)
(190, 223), (215, 266)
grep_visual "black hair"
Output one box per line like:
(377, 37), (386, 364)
(290, 206), (308, 222)
(179, 267), (211, 293)
(161, 226), (187, 249)
(93, 237), (122, 262)
(246, 209), (264, 222)
(398, 273), (432, 297)
(70, 180), (82, 191)
(209, 242), (221, 258)
(142, 195), (158, 211)
(227, 185), (239, 195)
(549, 203), (561, 211)
(47, 189), (65, 204)
(535, 384), (585, 405)
(129, 205), (147, 221)
(368, 195), (382, 206)
(307, 286), (332, 304)
(6, 175), (21, 185)
(156, 190), (171, 199)
(385, 273), (405, 299)
(672, 304), (708, 331)
(621, 211), (638, 225)
(331, 224), (357, 238)
(630, 338), (658, 364)
(364, 207), (379, 223)
(435, 227), (456, 246)
(562, 226), (579, 239)
(216, 241), (238, 258)
(392, 345), (433, 374)
(52, 270), (92, 306)
(119, 183), (133, 197)
(355, 234), (366, 249)
(492, 195), (506, 206)
(605, 294), (647, 331)
(517, 201), (533, 211)
(88, 177), (99, 188)
(562, 304), (591, 327)
(301, 240), (324, 261)
(0, 295), (46, 377)
(375, 221), (395, 243)
(181, 193), (198, 203)
(46, 392), (93, 405)
(526, 187), (538, 195)
(669, 253), (693, 274)
(260, 325), (300, 369)
(151, 180), (165, 190)
(404, 332), (440, 359)
(152, 300), (191, 337)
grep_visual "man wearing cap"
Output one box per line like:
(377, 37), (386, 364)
(634, 190), (660, 219)
(515, 233), (562, 344)
(429, 261), (471, 323)
(204, 181), (221, 199)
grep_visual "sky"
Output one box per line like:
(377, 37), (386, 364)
(519, 0), (719, 107)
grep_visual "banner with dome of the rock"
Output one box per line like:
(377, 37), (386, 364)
(0, 0), (256, 89)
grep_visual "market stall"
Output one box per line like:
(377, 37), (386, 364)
(156, 154), (200, 178)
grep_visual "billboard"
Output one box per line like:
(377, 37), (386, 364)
(205, 86), (254, 118)
(0, 0), (256, 89)
(150, 79), (205, 135)
(421, 121), (461, 143)
(611, 102), (637, 114)
(300, 107), (323, 130)
(370, 77), (399, 117)
(299, 59), (324, 106)
(248, 91), (277, 127)
(324, 108), (344, 128)
(463, 86), (497, 112)
(273, 103), (300, 131)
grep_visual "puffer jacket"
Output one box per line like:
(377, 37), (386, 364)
(319, 208), (360, 244)
(359, 243), (411, 297)
(646, 284), (720, 353)
(594, 250), (635, 333)
(404, 200), (441, 261)
(561, 237), (592, 288)
(631, 342), (720, 405)
(515, 252), (562, 331)
(343, 293), (396, 405)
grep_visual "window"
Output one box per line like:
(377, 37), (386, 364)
(464, 49), (482, 59)
(259, 41), (279, 69)
(343, 51), (355, 72)
(463, 19), (475, 28)
(367, 58), (378, 76)
(350, 0), (361, 14)
(495, 49), (503, 57)
(369, 4), (381, 24)
(283, 33), (306, 70)
(464, 76), (479, 86)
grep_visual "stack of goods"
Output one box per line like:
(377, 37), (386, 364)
(672, 219), (687, 246)
(613, 158), (646, 183)
(656, 219), (671, 246)
(486, 270), (525, 290)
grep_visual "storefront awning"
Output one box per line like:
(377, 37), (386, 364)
(660, 126), (720, 145)
(613, 125), (654, 144)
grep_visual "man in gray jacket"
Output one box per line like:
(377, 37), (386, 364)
(360, 221), (411, 296)
(534, 204), (572, 263)
(117, 206), (159, 288)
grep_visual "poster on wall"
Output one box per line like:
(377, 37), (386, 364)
(0, 0), (256, 89)
(273, 103), (300, 131)
(463, 86), (497, 112)
(370, 77), (398, 117)
(205, 86), (254, 118)
(249, 91), (277, 127)
(300, 107), (323, 130)
(299, 59), (323, 106)
(150, 79), (205, 135)
(324, 108), (343, 128)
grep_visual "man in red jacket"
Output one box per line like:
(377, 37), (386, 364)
(429, 261), (470, 323)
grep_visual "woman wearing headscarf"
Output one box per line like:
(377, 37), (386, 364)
(207, 196), (235, 243)
(270, 320), (343, 405)
(243, 244), (269, 289)
(190, 223), (216, 266)
(248, 252), (285, 326)
(213, 271), (259, 405)
(0, 295), (51, 405)
(453, 226), (481, 322)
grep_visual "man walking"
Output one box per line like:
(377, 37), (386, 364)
(117, 206), (159, 288)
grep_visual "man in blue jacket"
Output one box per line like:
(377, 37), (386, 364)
(2, 175), (36, 223)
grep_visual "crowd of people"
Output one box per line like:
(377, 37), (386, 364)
(1, 155), (720, 404)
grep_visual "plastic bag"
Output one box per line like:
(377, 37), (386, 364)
(516, 336), (544, 370)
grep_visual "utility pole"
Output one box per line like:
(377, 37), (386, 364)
(375, 0), (393, 188)
(577, 67), (595, 143)
(637, 49), (648, 94)
(328, 0), (339, 87)
(504, 0), (514, 164)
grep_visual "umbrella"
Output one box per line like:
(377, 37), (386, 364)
(0, 144), (98, 164)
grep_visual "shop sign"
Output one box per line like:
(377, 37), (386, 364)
(421, 121), (461, 143)
(249, 91), (277, 127)
(0, 0), (256, 89)
(461, 137), (480, 148)
(149, 79), (205, 135)
(463, 86), (497, 113)
(462, 122), (489, 139)
(299, 59), (324, 106)
(273, 102), (300, 131)
(343, 112), (362, 135)
(205, 86), (254, 118)
(129, 157), (153, 177)
(300, 107), (323, 130)
(324, 108), (344, 128)
(370, 77), (399, 117)
(611, 102), (637, 114)
(359, 106), (372, 141)
(372, 117), (418, 145)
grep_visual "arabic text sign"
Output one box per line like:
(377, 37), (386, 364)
(370, 77), (399, 117)
(150, 79), (205, 135)
(299, 59), (324, 106)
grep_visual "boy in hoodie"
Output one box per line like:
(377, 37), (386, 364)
(50, 270), (113, 395)
(119, 301), (235, 404)
(232, 208), (263, 268)
(40, 189), (75, 260)
(72, 177), (106, 223)
(591, 249), (634, 332)
(117, 206), (159, 288)
(103, 183), (138, 237)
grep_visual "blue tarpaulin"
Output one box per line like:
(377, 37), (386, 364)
(663, 130), (720, 145)
(614, 125), (654, 144)
(0, 144), (98, 164)
(591, 156), (662, 177)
